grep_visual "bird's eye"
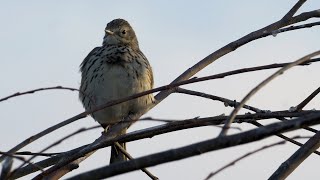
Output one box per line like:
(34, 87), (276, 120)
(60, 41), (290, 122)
(121, 30), (126, 35)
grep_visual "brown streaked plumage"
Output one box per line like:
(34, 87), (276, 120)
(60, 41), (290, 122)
(79, 19), (154, 163)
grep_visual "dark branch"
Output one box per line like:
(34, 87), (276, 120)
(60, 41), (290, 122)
(250, 121), (320, 156)
(114, 142), (159, 180)
(3, 56), (319, 163)
(11, 110), (318, 179)
(295, 86), (320, 111)
(0, 86), (91, 103)
(219, 50), (320, 136)
(66, 112), (320, 180)
(269, 131), (320, 180)
(10, 126), (100, 176)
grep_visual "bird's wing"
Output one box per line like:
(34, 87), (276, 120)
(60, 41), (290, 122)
(80, 47), (101, 73)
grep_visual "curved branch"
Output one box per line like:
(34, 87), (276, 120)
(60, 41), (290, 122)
(176, 88), (320, 154)
(4, 2), (320, 178)
(269, 131), (320, 180)
(66, 112), (320, 180)
(11, 110), (317, 179)
(219, 50), (320, 136)
(31, 110), (319, 180)
(12, 126), (99, 174)
(205, 141), (286, 180)
(3, 56), (319, 163)
(0, 86), (91, 103)
(204, 136), (312, 180)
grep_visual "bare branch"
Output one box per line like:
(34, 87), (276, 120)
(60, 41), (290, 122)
(204, 136), (311, 180)
(176, 88), (319, 134)
(65, 112), (320, 180)
(176, 88), (320, 155)
(0, 151), (57, 157)
(282, 0), (306, 20)
(10, 146), (87, 179)
(205, 142), (282, 180)
(269, 131), (320, 180)
(11, 110), (318, 179)
(0, 112), (87, 163)
(0, 157), (13, 180)
(0, 86), (91, 103)
(11, 152), (59, 157)
(11, 126), (100, 176)
(295, 86), (320, 111)
(0, 153), (43, 172)
(37, 151), (96, 180)
(4, 3), (320, 178)
(0, 152), (44, 180)
(271, 21), (320, 36)
(219, 50), (320, 136)
(250, 121), (320, 156)
(176, 88), (262, 112)
(114, 142), (159, 180)
(154, 6), (320, 104)
(4, 56), (319, 163)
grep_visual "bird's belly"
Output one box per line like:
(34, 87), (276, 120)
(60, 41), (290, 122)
(91, 65), (152, 126)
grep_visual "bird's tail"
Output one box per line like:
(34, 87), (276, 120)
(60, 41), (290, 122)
(110, 142), (127, 163)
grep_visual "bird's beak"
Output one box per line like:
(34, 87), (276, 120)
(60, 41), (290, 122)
(105, 29), (114, 35)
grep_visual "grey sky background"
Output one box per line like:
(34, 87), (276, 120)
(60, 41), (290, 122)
(1, 1), (320, 179)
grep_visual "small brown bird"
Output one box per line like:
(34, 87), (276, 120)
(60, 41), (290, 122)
(79, 19), (154, 163)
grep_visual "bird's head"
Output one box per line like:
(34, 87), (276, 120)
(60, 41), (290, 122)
(102, 19), (139, 50)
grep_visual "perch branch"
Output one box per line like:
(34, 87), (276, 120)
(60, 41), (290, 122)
(65, 112), (320, 180)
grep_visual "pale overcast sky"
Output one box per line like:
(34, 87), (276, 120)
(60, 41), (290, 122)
(1, 1), (320, 179)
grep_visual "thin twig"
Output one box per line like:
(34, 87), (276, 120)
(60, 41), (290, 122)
(0, 151), (59, 157)
(176, 88), (319, 134)
(219, 50), (320, 136)
(283, 0), (306, 19)
(204, 136), (311, 180)
(14, 152), (59, 157)
(10, 146), (87, 179)
(11, 110), (319, 179)
(0, 86), (93, 103)
(176, 88), (320, 155)
(269, 131), (320, 180)
(0, 152), (44, 172)
(2, 58), (319, 164)
(176, 88), (262, 112)
(114, 142), (159, 180)
(41, 112), (320, 180)
(295, 86), (320, 111)
(6, 2), (320, 177)
(205, 143), (283, 180)
(65, 112), (320, 180)
(11, 125), (100, 176)
(3, 57), (320, 163)
(251, 121), (320, 156)
(271, 21), (320, 36)
(0, 157), (12, 180)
